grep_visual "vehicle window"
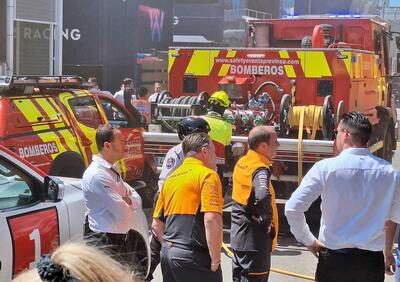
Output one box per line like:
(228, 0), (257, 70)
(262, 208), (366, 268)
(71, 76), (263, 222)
(0, 159), (36, 210)
(100, 98), (129, 127)
(69, 97), (102, 128)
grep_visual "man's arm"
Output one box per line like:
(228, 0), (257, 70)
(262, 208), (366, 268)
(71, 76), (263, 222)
(252, 168), (273, 230)
(151, 218), (165, 242)
(384, 220), (397, 275)
(152, 189), (166, 241)
(204, 212), (222, 271)
(89, 175), (132, 217)
(201, 172), (224, 271)
(284, 163), (323, 247)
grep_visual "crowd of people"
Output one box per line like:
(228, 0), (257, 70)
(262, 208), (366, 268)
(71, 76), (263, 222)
(14, 84), (400, 282)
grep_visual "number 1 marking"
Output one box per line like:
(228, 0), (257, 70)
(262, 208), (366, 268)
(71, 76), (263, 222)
(28, 229), (41, 269)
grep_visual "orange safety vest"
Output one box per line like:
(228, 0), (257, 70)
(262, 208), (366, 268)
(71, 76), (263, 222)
(232, 149), (279, 250)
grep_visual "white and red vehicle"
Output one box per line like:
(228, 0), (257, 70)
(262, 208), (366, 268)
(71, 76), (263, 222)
(0, 146), (150, 281)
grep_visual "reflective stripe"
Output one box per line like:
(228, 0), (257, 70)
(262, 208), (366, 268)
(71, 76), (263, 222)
(340, 51), (352, 76)
(185, 50), (220, 75)
(284, 65), (296, 78)
(226, 50), (237, 58)
(218, 64), (231, 76)
(248, 272), (269, 276)
(168, 49), (179, 73)
(279, 50), (289, 59)
(37, 131), (66, 158)
(297, 51), (332, 78)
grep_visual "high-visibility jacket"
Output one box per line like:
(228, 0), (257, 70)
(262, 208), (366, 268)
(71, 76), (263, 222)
(201, 111), (232, 165)
(231, 150), (279, 251)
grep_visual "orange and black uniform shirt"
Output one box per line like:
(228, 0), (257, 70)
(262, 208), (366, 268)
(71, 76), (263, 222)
(153, 157), (223, 250)
(231, 150), (279, 253)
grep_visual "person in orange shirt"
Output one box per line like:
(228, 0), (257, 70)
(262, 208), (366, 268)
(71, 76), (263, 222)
(152, 133), (223, 282)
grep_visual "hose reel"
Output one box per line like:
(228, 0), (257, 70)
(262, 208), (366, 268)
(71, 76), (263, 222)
(279, 94), (335, 140)
(151, 91), (209, 132)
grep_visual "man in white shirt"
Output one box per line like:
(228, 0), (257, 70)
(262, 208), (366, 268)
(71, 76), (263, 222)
(148, 82), (163, 103)
(114, 78), (134, 105)
(82, 123), (141, 265)
(285, 112), (399, 282)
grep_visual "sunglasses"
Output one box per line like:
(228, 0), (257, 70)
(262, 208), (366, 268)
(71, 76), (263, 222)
(333, 128), (354, 138)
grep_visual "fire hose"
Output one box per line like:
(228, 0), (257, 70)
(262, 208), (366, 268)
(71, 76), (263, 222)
(153, 92), (209, 132)
(221, 243), (315, 281)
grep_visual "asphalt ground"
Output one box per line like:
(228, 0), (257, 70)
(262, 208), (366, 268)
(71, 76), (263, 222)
(145, 143), (400, 282)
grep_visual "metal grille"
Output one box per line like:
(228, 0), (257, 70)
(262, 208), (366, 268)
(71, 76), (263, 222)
(16, 0), (55, 23)
(14, 22), (50, 75)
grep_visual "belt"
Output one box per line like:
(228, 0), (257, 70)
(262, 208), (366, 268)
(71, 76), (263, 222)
(325, 248), (381, 255)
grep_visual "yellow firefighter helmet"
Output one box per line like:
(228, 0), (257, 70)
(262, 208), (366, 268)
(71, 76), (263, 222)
(208, 91), (230, 108)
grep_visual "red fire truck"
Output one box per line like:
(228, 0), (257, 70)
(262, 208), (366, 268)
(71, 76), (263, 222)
(145, 15), (398, 225)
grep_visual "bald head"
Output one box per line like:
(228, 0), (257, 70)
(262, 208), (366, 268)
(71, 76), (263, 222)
(248, 126), (276, 150)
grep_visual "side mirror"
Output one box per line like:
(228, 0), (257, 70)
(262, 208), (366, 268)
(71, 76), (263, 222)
(44, 176), (64, 202)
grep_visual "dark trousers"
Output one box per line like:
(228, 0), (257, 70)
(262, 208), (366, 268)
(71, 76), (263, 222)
(316, 248), (384, 282)
(232, 250), (271, 282)
(84, 219), (131, 266)
(160, 242), (222, 282)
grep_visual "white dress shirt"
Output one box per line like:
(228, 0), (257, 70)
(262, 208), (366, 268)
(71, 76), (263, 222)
(157, 143), (184, 191)
(82, 155), (141, 234)
(285, 147), (400, 251)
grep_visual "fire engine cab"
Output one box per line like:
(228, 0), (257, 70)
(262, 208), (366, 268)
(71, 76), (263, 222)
(0, 76), (158, 205)
(153, 15), (396, 163)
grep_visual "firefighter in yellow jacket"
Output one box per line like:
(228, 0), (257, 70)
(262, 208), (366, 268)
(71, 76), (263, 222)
(230, 126), (279, 282)
(201, 91), (232, 166)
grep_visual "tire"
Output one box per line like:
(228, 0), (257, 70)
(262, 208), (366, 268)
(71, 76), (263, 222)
(49, 152), (86, 178)
(126, 230), (149, 279)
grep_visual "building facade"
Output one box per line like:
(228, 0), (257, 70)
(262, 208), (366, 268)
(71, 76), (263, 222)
(0, 0), (63, 76)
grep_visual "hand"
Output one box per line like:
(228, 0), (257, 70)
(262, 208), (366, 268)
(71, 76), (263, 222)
(272, 161), (288, 180)
(384, 250), (396, 275)
(307, 240), (324, 258)
(123, 196), (132, 206)
(211, 260), (220, 272)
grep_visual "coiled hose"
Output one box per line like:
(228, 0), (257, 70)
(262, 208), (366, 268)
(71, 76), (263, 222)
(156, 95), (204, 132)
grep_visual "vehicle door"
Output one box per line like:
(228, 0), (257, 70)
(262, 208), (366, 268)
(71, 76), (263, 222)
(6, 94), (78, 174)
(96, 95), (145, 181)
(60, 91), (103, 165)
(0, 151), (69, 281)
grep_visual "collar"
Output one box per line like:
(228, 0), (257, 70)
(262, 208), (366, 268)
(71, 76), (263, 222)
(92, 155), (115, 170)
(183, 157), (206, 167)
(246, 149), (273, 166)
(206, 111), (223, 119)
(339, 147), (370, 156)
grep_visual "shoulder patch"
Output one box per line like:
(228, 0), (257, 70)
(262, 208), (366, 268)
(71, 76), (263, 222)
(166, 157), (175, 169)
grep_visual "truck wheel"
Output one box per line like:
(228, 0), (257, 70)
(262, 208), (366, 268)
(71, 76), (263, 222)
(49, 152), (86, 178)
(126, 230), (149, 279)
